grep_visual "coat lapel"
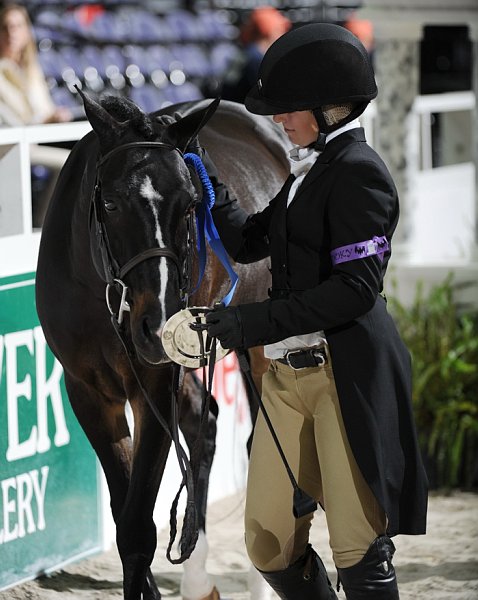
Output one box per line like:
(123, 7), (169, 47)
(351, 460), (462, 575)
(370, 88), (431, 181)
(290, 128), (367, 204)
(273, 174), (294, 239)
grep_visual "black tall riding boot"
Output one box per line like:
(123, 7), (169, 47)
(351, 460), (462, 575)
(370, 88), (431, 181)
(259, 544), (338, 600)
(337, 535), (399, 599)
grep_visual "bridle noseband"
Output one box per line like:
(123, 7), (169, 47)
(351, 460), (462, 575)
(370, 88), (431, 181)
(92, 140), (197, 325)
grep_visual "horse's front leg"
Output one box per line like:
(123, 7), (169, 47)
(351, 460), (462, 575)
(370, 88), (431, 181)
(117, 376), (174, 600)
(178, 371), (220, 600)
(120, 400), (172, 600)
(64, 374), (162, 600)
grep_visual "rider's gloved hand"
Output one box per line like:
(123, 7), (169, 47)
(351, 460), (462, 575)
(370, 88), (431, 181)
(205, 304), (244, 349)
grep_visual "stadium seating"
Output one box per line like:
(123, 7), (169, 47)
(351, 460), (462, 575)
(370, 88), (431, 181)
(31, 3), (239, 113)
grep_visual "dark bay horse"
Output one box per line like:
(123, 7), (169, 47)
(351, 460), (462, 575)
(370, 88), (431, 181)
(35, 92), (289, 600)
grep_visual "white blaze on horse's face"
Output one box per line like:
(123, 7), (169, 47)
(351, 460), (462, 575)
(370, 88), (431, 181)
(140, 175), (168, 328)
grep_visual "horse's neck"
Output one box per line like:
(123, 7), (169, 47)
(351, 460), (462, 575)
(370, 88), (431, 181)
(69, 155), (103, 287)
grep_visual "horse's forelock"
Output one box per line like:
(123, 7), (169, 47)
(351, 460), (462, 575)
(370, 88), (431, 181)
(100, 95), (155, 140)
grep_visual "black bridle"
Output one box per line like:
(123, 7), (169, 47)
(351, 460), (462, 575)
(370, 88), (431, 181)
(91, 139), (205, 564)
(92, 140), (197, 324)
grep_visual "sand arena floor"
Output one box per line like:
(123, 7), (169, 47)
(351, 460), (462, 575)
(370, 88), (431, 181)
(1, 490), (477, 600)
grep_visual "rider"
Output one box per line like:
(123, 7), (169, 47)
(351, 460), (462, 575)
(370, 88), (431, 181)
(201, 23), (428, 599)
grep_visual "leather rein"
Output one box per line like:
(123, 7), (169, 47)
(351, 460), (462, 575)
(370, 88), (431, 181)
(91, 139), (206, 564)
(92, 141), (196, 322)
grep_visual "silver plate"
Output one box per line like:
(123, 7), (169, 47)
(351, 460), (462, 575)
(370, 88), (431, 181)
(161, 307), (229, 368)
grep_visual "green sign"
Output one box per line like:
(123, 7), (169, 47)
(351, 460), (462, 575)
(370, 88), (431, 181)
(0, 272), (101, 590)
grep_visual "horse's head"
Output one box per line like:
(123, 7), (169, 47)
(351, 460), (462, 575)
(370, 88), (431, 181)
(78, 88), (218, 366)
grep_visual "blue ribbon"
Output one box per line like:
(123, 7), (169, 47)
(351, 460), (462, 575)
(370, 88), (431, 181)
(184, 152), (238, 306)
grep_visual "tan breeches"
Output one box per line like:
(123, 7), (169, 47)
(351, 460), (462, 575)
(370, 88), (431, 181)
(244, 358), (387, 571)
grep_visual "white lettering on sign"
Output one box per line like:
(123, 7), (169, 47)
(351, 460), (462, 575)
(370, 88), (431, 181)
(0, 466), (49, 544)
(4, 330), (36, 460)
(1, 326), (70, 462)
(33, 327), (69, 453)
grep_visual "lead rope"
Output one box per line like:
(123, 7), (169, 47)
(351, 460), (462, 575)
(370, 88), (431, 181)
(105, 150), (235, 563)
(110, 316), (172, 436)
(94, 142), (213, 564)
(110, 315), (201, 564)
(166, 322), (218, 562)
(166, 154), (231, 561)
(166, 363), (199, 563)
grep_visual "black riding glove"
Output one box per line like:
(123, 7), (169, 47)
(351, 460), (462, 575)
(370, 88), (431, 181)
(205, 305), (244, 349)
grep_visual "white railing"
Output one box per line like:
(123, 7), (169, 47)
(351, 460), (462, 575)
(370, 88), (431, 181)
(406, 91), (476, 263)
(0, 121), (91, 278)
(412, 91), (475, 171)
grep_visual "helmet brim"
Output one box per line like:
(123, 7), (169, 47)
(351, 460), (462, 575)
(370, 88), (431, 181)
(245, 83), (298, 115)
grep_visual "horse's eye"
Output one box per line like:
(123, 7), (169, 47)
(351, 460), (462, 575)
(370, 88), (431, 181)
(104, 199), (117, 212)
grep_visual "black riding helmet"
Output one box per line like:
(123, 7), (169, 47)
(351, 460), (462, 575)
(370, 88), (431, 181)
(245, 22), (377, 134)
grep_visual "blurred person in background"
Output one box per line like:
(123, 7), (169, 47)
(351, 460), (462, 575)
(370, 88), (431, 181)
(0, 2), (72, 125)
(0, 2), (73, 227)
(221, 6), (291, 104)
(344, 12), (374, 58)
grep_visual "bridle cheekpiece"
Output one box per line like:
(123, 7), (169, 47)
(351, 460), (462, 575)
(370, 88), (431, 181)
(92, 140), (194, 326)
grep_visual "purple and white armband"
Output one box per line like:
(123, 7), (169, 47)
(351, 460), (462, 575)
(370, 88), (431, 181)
(330, 235), (389, 266)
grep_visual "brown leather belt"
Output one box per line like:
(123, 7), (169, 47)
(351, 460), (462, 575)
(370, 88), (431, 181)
(276, 347), (327, 370)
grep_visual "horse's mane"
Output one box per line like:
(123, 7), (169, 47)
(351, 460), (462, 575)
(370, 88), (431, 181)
(100, 95), (156, 140)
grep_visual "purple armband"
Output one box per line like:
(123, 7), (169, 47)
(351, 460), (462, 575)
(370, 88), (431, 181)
(330, 235), (389, 265)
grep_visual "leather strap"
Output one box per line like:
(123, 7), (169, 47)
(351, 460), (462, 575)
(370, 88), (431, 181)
(277, 347), (327, 369)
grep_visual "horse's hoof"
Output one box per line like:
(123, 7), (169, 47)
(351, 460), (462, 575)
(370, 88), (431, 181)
(183, 586), (220, 600)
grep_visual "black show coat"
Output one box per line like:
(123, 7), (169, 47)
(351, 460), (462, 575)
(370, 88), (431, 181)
(212, 127), (428, 536)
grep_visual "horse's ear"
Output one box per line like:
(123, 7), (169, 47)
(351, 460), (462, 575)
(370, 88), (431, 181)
(164, 97), (220, 152)
(75, 85), (125, 148)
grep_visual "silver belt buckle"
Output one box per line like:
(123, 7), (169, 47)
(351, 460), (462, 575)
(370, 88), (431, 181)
(312, 348), (326, 366)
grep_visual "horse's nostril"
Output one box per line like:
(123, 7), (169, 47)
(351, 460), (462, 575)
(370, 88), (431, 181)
(141, 316), (163, 345)
(142, 316), (153, 341)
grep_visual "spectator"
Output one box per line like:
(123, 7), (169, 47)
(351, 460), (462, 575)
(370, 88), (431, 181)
(221, 6), (291, 104)
(0, 2), (72, 125)
(0, 3), (74, 226)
